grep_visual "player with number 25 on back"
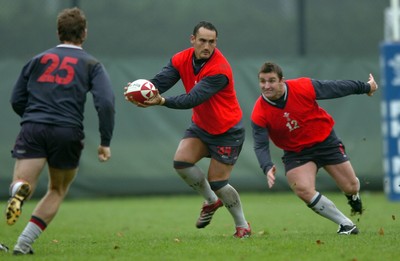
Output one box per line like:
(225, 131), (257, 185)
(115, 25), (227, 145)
(6, 7), (115, 255)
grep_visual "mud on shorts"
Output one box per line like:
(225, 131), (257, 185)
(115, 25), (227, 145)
(11, 122), (84, 169)
(282, 130), (350, 173)
(183, 122), (245, 165)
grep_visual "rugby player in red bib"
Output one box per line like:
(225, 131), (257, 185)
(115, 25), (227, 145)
(125, 21), (251, 238)
(251, 62), (378, 235)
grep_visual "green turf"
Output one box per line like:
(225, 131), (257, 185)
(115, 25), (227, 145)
(0, 192), (398, 260)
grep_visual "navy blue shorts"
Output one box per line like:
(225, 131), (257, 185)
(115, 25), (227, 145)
(11, 122), (84, 169)
(282, 130), (349, 173)
(182, 122), (244, 165)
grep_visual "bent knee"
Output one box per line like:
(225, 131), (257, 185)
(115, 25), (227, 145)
(292, 186), (316, 203)
(342, 178), (360, 194)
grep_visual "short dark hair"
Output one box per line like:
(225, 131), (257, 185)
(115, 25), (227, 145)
(57, 7), (87, 44)
(259, 62), (283, 79)
(192, 21), (218, 37)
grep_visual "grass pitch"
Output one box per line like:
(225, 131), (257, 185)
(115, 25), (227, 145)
(0, 192), (398, 261)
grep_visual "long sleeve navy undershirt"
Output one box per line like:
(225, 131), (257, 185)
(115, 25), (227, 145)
(149, 60), (228, 109)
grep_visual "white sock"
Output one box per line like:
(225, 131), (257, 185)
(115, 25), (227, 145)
(308, 192), (353, 226)
(216, 184), (248, 228)
(176, 165), (218, 204)
(16, 221), (43, 250)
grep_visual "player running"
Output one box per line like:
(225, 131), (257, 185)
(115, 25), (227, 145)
(125, 21), (251, 238)
(251, 62), (378, 235)
(6, 7), (115, 254)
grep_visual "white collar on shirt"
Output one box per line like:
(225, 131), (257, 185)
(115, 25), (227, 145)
(57, 44), (82, 50)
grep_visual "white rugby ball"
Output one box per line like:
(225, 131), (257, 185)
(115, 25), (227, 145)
(125, 79), (157, 103)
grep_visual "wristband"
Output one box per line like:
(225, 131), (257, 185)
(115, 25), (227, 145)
(160, 97), (165, 105)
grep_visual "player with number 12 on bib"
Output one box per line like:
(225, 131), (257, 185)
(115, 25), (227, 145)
(7, 7), (115, 255)
(251, 62), (378, 235)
